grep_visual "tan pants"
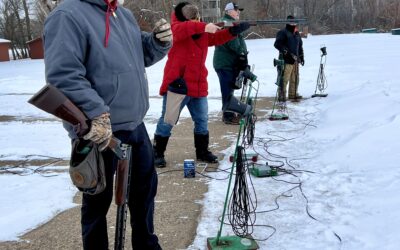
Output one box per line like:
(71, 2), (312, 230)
(164, 91), (186, 125)
(279, 63), (299, 100)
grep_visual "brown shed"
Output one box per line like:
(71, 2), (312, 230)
(27, 37), (44, 59)
(0, 38), (11, 62)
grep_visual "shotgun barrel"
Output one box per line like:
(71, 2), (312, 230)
(114, 144), (132, 250)
(215, 18), (308, 27)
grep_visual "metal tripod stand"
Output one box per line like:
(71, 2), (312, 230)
(312, 46), (328, 98)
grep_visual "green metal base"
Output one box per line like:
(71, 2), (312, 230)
(250, 165), (278, 177)
(269, 113), (288, 121)
(312, 93), (328, 98)
(207, 236), (259, 250)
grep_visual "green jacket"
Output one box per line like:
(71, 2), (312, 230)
(213, 14), (248, 71)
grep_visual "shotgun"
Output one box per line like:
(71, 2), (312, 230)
(215, 18), (308, 27)
(114, 143), (131, 250)
(28, 83), (131, 250)
(28, 84), (124, 158)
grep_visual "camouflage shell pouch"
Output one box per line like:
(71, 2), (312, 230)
(69, 139), (106, 195)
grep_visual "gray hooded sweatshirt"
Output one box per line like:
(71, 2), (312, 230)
(43, 0), (170, 138)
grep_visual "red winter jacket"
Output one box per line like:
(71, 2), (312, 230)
(159, 14), (235, 97)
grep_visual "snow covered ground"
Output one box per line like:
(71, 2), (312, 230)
(1, 33), (400, 249)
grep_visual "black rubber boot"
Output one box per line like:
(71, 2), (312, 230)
(153, 135), (169, 168)
(194, 133), (218, 163)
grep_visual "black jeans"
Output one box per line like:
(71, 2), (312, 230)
(81, 123), (161, 250)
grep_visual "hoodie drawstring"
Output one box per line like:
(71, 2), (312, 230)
(104, 0), (117, 47)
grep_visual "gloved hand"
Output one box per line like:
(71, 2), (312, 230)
(153, 18), (172, 44)
(236, 54), (248, 71)
(83, 113), (112, 151)
(290, 53), (298, 62)
(205, 23), (221, 34)
(299, 55), (305, 66)
(229, 22), (251, 36)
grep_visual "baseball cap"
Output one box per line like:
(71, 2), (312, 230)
(225, 2), (244, 11)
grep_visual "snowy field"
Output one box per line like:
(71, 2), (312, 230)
(1, 33), (400, 249)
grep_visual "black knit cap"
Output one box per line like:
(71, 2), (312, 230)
(287, 15), (297, 25)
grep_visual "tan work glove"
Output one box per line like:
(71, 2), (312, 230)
(83, 113), (112, 151)
(153, 18), (172, 43)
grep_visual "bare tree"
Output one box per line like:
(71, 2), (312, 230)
(2, 0), (398, 55)
(22, 0), (32, 40)
(35, 0), (61, 25)
(0, 0), (29, 59)
(0, 0), (17, 59)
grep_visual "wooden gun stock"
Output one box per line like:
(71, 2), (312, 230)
(28, 84), (89, 137)
(28, 84), (124, 158)
(114, 144), (132, 250)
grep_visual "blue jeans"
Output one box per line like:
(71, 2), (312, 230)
(155, 94), (209, 137)
(215, 69), (236, 119)
(81, 123), (161, 250)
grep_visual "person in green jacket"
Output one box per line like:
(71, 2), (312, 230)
(213, 2), (249, 125)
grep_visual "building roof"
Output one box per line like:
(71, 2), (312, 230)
(26, 37), (42, 44)
(0, 38), (11, 43)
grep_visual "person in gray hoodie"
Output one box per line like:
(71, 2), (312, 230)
(43, 0), (171, 249)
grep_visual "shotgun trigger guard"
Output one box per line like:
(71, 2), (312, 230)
(113, 146), (125, 160)
(108, 137), (125, 160)
(120, 144), (129, 159)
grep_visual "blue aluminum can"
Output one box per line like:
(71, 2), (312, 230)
(183, 159), (195, 178)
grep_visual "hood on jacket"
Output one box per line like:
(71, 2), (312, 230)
(174, 2), (191, 22)
(82, 0), (108, 8)
(81, 0), (119, 47)
(83, 0), (124, 8)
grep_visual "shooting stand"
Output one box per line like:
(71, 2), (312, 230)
(207, 66), (259, 250)
(269, 58), (289, 121)
(312, 46), (328, 98)
(269, 99), (289, 121)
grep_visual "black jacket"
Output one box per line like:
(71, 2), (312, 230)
(274, 24), (304, 64)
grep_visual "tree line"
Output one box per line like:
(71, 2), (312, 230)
(0, 0), (399, 59)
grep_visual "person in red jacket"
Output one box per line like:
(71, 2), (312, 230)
(153, 1), (250, 167)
